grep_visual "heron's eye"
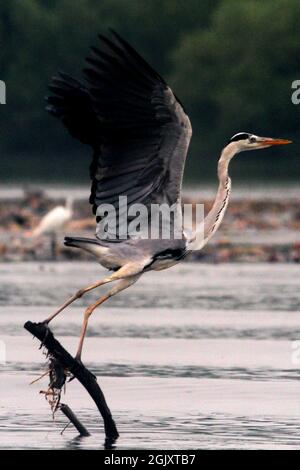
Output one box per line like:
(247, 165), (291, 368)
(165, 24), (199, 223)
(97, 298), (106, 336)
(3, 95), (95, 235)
(249, 136), (256, 143)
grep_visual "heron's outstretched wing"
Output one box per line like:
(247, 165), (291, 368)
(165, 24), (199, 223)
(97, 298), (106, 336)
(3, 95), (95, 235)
(46, 31), (192, 241)
(46, 72), (102, 147)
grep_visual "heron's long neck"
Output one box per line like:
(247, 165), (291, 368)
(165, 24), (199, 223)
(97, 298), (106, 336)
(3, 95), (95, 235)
(188, 145), (235, 251)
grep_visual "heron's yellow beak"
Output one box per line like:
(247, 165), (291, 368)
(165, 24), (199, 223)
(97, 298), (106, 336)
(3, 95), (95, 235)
(259, 138), (292, 146)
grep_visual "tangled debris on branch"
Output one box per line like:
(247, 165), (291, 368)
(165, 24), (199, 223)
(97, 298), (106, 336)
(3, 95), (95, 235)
(24, 321), (119, 444)
(38, 356), (67, 416)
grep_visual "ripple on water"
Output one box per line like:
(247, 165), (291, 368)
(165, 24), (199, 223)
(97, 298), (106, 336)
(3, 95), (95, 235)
(1, 262), (300, 449)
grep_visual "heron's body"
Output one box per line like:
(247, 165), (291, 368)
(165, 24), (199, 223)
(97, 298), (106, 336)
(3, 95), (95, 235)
(65, 236), (187, 272)
(44, 31), (291, 360)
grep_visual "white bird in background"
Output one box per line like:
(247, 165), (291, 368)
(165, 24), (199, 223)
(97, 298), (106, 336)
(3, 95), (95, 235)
(32, 197), (73, 258)
(32, 198), (73, 237)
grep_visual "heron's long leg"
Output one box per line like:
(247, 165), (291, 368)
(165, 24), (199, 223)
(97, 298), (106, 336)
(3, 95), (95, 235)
(43, 261), (147, 324)
(75, 274), (141, 361)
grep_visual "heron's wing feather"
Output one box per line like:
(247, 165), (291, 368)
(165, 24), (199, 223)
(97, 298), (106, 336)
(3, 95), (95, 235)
(46, 72), (102, 147)
(46, 31), (192, 240)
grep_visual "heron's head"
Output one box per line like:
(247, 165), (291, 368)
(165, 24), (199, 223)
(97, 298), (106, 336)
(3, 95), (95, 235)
(227, 132), (292, 154)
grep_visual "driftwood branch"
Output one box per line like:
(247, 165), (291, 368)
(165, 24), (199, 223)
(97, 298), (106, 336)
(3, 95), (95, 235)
(24, 321), (119, 443)
(60, 403), (90, 437)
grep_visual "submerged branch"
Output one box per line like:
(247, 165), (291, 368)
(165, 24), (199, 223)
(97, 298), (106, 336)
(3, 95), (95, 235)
(24, 321), (119, 443)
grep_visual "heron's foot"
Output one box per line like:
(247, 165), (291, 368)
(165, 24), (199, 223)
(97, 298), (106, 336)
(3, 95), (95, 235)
(37, 320), (50, 328)
(69, 355), (97, 381)
(41, 314), (55, 326)
(73, 355), (90, 373)
(74, 355), (83, 365)
(66, 355), (84, 382)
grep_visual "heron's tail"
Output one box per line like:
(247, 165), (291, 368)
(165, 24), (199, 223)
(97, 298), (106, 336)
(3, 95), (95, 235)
(64, 236), (108, 256)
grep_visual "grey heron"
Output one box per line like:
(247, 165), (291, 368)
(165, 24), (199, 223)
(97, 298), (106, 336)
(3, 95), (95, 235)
(44, 31), (291, 360)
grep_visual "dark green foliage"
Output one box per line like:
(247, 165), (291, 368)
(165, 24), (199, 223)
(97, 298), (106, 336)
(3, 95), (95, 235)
(0, 0), (299, 182)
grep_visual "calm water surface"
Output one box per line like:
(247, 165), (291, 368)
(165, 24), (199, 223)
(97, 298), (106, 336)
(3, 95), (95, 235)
(0, 262), (300, 449)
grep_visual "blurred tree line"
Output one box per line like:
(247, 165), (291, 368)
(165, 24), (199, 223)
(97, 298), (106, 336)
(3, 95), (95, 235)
(0, 0), (300, 183)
